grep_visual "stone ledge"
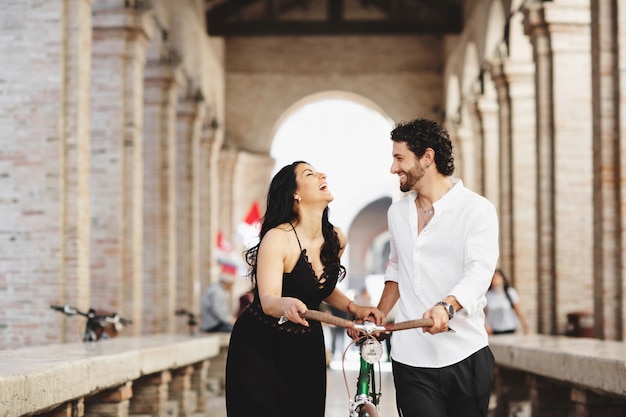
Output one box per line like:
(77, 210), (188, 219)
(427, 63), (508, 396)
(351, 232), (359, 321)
(0, 334), (220, 417)
(489, 334), (626, 397)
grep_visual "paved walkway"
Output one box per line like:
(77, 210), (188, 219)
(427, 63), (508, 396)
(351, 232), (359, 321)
(206, 358), (398, 417)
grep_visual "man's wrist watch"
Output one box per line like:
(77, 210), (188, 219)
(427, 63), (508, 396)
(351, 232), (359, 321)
(435, 301), (455, 320)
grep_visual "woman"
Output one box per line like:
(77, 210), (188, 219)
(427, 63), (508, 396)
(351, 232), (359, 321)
(225, 161), (384, 417)
(484, 269), (531, 335)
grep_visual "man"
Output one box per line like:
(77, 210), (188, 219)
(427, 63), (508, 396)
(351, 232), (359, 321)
(201, 274), (236, 333)
(378, 118), (499, 417)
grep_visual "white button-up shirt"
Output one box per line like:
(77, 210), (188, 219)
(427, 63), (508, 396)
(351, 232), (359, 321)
(385, 178), (499, 367)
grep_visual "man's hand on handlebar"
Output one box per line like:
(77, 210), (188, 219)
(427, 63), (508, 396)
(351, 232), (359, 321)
(346, 306), (386, 340)
(357, 306), (385, 325)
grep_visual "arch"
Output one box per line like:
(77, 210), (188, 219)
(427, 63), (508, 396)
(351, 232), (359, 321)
(269, 90), (393, 142)
(462, 42), (480, 97)
(269, 91), (397, 232)
(446, 74), (461, 125)
(484, 0), (506, 60)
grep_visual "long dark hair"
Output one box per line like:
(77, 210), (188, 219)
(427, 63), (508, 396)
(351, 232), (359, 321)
(244, 161), (345, 289)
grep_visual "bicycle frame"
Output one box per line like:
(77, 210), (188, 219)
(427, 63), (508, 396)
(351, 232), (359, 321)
(303, 310), (433, 417)
(349, 321), (391, 416)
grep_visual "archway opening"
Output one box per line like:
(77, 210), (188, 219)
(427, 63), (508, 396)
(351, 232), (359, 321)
(270, 94), (396, 291)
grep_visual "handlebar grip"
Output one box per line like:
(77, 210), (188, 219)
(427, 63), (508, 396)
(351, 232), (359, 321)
(301, 310), (355, 329)
(384, 318), (434, 331)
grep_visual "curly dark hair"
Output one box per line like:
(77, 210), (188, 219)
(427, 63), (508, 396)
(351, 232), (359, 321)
(390, 118), (455, 176)
(244, 161), (345, 289)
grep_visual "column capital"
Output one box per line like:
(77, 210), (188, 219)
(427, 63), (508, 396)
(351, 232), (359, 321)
(523, 0), (590, 37)
(144, 62), (185, 87)
(93, 6), (155, 42)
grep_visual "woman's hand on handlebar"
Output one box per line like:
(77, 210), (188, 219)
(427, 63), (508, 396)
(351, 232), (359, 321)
(278, 297), (309, 326)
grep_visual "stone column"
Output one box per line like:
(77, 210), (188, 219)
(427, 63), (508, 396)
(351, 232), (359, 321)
(464, 97), (486, 195)
(231, 151), (275, 244)
(190, 104), (211, 316)
(524, 0), (593, 335)
(142, 60), (183, 333)
(199, 117), (221, 289)
(59, 0), (94, 342)
(491, 58), (513, 274)
(508, 11), (539, 331)
(615, 2), (626, 340)
(619, 0), (626, 343)
(217, 148), (238, 245)
(590, 0), (623, 340)
(491, 24), (538, 330)
(476, 75), (501, 216)
(175, 97), (204, 320)
(91, 5), (153, 329)
(452, 116), (479, 191)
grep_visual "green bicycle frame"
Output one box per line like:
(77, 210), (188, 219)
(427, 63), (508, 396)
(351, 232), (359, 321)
(356, 355), (380, 405)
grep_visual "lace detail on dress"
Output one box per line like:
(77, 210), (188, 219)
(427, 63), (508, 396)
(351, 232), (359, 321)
(301, 249), (328, 289)
(247, 301), (312, 334)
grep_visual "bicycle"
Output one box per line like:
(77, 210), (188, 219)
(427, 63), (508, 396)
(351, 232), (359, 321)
(50, 304), (132, 342)
(175, 308), (198, 335)
(302, 310), (433, 417)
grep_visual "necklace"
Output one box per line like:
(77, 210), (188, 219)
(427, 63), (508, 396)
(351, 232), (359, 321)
(417, 197), (434, 227)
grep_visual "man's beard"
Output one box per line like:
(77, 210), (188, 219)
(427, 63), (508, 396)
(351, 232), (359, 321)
(399, 163), (425, 192)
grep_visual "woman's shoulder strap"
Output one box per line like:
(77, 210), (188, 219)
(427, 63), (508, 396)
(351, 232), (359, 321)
(288, 222), (303, 251)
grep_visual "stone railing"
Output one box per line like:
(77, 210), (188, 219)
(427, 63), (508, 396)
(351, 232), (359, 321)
(0, 334), (221, 417)
(489, 334), (626, 417)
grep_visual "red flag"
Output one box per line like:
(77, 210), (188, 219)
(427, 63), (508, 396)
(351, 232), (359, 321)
(236, 201), (261, 248)
(244, 201), (261, 225)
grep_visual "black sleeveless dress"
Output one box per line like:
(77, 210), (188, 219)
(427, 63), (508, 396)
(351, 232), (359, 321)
(225, 229), (338, 417)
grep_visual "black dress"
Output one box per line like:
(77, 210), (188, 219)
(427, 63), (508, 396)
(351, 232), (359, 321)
(225, 232), (338, 417)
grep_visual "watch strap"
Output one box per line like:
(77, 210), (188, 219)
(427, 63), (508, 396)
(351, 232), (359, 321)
(434, 301), (455, 320)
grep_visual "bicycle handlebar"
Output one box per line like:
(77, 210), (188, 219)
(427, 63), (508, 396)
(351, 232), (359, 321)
(301, 310), (433, 333)
(50, 304), (132, 325)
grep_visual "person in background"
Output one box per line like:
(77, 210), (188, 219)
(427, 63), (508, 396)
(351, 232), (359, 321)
(485, 269), (531, 335)
(376, 118), (499, 417)
(200, 274), (236, 333)
(225, 161), (384, 417)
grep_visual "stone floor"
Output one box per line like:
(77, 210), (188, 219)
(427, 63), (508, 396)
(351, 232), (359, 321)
(205, 357), (397, 417)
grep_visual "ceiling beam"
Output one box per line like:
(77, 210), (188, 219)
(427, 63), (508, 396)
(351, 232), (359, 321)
(207, 19), (462, 36)
(205, 0), (463, 37)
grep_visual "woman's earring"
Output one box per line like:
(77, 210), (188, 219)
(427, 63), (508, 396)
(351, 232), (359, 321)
(296, 196), (301, 203)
